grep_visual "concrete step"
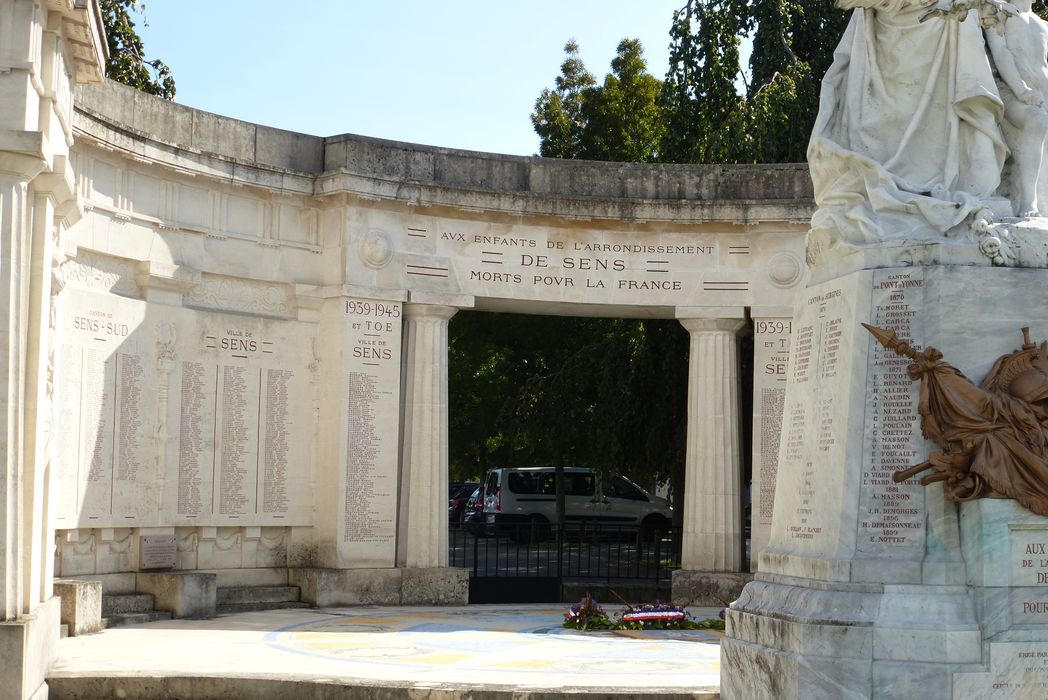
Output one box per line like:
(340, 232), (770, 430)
(216, 585), (301, 606)
(216, 600), (311, 615)
(102, 593), (156, 616)
(103, 611), (172, 628)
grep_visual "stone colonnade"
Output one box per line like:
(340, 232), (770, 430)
(397, 301), (755, 575)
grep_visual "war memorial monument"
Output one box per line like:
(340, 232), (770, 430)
(5, 0), (1048, 698)
(722, 0), (1048, 698)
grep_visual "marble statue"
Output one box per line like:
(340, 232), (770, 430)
(867, 323), (1048, 516)
(985, 0), (1048, 217)
(808, 0), (1028, 267)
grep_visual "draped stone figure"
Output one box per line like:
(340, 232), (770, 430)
(808, 0), (1019, 263)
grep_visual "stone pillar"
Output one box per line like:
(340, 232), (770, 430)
(397, 303), (457, 569)
(678, 314), (747, 572)
(0, 167), (39, 621)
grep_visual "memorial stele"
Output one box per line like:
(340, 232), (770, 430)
(0, 1), (818, 697)
(722, 1), (1048, 698)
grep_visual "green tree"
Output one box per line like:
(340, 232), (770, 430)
(659, 0), (847, 164)
(578, 39), (666, 162)
(449, 312), (689, 496)
(531, 40), (595, 159)
(660, 0), (748, 164)
(100, 0), (175, 99)
(532, 39), (664, 162)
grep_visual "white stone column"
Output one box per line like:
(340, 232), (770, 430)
(397, 303), (457, 569)
(679, 315), (747, 572)
(0, 167), (39, 621)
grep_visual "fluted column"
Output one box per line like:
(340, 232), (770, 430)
(397, 303), (457, 568)
(679, 317), (747, 572)
(0, 167), (39, 620)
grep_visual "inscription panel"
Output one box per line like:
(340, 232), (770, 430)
(1010, 528), (1048, 623)
(769, 283), (855, 557)
(339, 298), (402, 566)
(954, 642), (1048, 698)
(750, 318), (791, 566)
(56, 287), (313, 528)
(857, 269), (926, 556)
(768, 269), (928, 568)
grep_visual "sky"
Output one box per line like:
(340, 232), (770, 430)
(135, 1), (690, 157)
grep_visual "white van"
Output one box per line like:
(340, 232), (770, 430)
(481, 467), (672, 537)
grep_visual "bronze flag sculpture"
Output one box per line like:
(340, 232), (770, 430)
(864, 324), (1048, 516)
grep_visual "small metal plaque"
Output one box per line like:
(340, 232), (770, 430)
(140, 534), (177, 570)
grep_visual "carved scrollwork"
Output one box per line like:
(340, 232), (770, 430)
(60, 251), (138, 296)
(185, 276), (293, 317)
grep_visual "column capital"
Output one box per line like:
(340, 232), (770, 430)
(679, 317), (747, 335)
(403, 303), (459, 322)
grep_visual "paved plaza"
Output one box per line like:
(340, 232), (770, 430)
(48, 604), (723, 698)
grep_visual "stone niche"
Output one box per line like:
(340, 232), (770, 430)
(724, 266), (1048, 700)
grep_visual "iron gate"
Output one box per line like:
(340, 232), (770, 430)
(449, 522), (682, 603)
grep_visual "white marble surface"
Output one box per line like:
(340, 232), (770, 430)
(725, 265), (1048, 699)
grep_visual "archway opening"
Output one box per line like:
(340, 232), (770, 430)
(446, 309), (754, 601)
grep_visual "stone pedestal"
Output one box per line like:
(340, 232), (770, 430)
(136, 572), (216, 619)
(53, 579), (101, 636)
(722, 266), (1048, 699)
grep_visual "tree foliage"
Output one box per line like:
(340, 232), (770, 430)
(532, 39), (664, 161)
(100, 0), (175, 99)
(532, 40), (595, 159)
(448, 312), (689, 492)
(578, 39), (666, 162)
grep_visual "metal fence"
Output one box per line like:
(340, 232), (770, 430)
(449, 521), (682, 602)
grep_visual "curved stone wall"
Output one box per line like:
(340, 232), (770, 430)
(50, 79), (812, 584)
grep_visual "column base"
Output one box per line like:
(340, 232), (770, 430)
(0, 597), (61, 700)
(671, 569), (751, 606)
(291, 567), (468, 607)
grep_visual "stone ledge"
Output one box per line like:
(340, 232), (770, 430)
(45, 674), (719, 700)
(671, 570), (752, 606)
(290, 568), (468, 607)
(136, 572), (216, 619)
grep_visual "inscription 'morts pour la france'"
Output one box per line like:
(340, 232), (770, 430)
(434, 227), (728, 295)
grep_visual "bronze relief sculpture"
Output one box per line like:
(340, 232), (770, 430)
(865, 324), (1048, 516)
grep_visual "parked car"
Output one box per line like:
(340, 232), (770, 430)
(448, 482), (479, 525)
(462, 487), (486, 535)
(481, 467), (672, 540)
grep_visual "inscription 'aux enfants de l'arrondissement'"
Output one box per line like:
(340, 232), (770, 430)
(440, 231), (720, 292)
